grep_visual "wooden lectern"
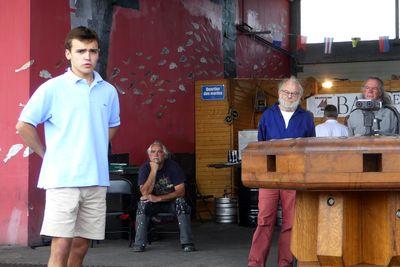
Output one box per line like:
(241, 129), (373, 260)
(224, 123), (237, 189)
(242, 137), (400, 267)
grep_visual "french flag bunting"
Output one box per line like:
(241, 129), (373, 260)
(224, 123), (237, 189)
(296, 35), (307, 51)
(379, 36), (390, 53)
(324, 37), (333, 54)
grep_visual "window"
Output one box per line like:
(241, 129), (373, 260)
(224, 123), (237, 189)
(301, 0), (396, 43)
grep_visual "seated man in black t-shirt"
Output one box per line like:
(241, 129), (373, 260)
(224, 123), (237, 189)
(133, 140), (195, 252)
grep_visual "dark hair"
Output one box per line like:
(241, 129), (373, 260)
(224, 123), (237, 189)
(324, 104), (338, 118)
(64, 26), (99, 50)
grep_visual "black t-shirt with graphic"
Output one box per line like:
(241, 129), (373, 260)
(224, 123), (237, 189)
(138, 159), (186, 196)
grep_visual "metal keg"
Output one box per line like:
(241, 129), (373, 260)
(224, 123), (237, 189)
(215, 197), (238, 224)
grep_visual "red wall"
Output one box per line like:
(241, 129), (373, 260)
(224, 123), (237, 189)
(0, 0), (69, 246)
(236, 0), (290, 78)
(108, 0), (224, 164)
(0, 1), (30, 246)
(109, 0), (290, 165)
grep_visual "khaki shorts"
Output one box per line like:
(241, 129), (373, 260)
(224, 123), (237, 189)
(41, 186), (107, 240)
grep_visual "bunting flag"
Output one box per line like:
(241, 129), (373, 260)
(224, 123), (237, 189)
(272, 39), (282, 48)
(379, 36), (390, 53)
(324, 37), (333, 54)
(351, 37), (361, 48)
(296, 35), (307, 51)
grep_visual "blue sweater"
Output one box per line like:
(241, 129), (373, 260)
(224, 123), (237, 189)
(258, 103), (316, 141)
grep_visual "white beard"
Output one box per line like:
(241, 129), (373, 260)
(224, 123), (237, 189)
(278, 98), (300, 112)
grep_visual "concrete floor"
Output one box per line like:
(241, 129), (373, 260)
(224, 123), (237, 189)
(0, 222), (280, 267)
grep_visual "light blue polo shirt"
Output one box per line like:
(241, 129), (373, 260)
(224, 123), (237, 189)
(19, 69), (120, 189)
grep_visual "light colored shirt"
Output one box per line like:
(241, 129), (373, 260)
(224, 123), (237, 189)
(347, 107), (398, 136)
(315, 119), (349, 137)
(19, 69), (120, 189)
(280, 110), (294, 128)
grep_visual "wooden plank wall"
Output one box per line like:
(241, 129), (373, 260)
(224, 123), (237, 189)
(195, 80), (233, 198)
(195, 79), (282, 198)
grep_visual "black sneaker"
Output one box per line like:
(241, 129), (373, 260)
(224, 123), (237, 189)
(133, 245), (145, 252)
(182, 243), (196, 252)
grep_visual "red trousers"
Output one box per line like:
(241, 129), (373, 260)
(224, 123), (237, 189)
(248, 189), (296, 267)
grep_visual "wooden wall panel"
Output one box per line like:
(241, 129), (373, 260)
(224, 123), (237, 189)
(195, 78), (317, 197)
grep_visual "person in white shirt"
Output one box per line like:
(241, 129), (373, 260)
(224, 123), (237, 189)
(316, 104), (349, 137)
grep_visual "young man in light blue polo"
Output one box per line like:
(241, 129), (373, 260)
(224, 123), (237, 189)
(16, 26), (120, 267)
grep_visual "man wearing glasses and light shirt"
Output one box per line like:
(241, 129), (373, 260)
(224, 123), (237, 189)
(248, 76), (315, 267)
(16, 27), (120, 267)
(133, 141), (195, 253)
(347, 77), (399, 136)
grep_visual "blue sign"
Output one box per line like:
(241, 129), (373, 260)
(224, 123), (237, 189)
(201, 85), (225, 100)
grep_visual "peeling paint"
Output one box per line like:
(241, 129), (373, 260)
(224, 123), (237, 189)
(166, 98), (176, 104)
(187, 72), (194, 79)
(7, 209), (21, 244)
(146, 56), (153, 61)
(178, 84), (186, 92)
(191, 22), (200, 30)
(169, 89), (176, 93)
(4, 144), (23, 163)
(200, 57), (207, 64)
(23, 146), (33, 158)
(161, 47), (170, 55)
(159, 105), (168, 110)
(18, 103), (26, 107)
(136, 52), (143, 56)
(133, 88), (143, 95)
(39, 70), (52, 79)
(194, 48), (201, 53)
(15, 60), (34, 73)
(158, 59), (167, 66)
(123, 57), (131, 64)
(110, 67), (120, 80)
(120, 77), (128, 82)
(202, 45), (210, 52)
(157, 88), (165, 92)
(150, 74), (159, 83)
(138, 65), (145, 70)
(185, 31), (193, 35)
(185, 39), (193, 47)
(179, 56), (188, 63)
(155, 80), (165, 87)
(194, 33), (201, 42)
(114, 84), (126, 95)
(169, 62), (178, 70)
(177, 46), (185, 53)
(143, 98), (152, 105)
(253, 65), (259, 70)
(156, 111), (164, 118)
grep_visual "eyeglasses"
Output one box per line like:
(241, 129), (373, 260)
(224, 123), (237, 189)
(280, 90), (300, 97)
(363, 86), (379, 91)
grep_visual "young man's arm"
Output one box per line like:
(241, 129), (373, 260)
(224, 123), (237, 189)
(16, 121), (45, 158)
(109, 126), (119, 141)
